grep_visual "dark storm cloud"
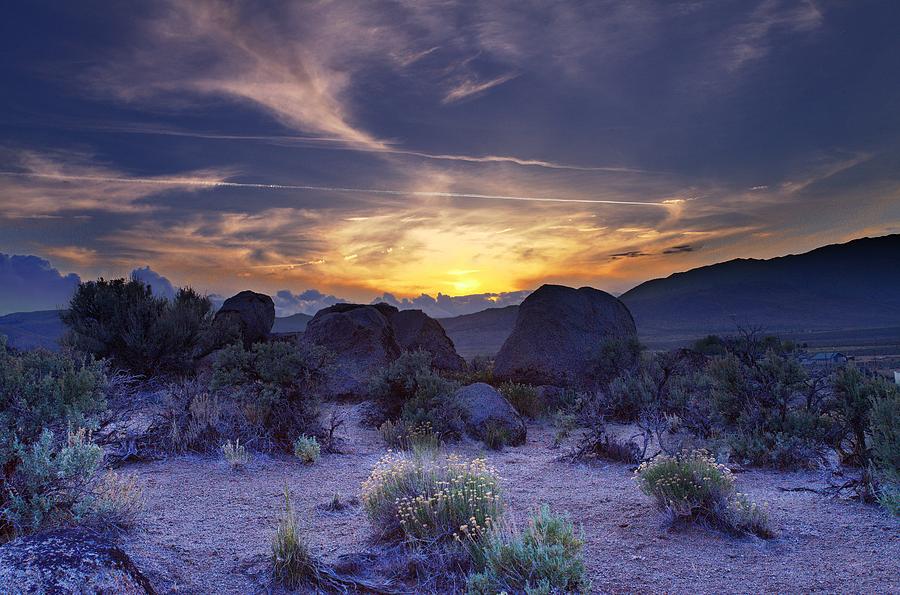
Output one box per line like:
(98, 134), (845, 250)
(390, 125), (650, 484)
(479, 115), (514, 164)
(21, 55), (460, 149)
(0, 254), (80, 314)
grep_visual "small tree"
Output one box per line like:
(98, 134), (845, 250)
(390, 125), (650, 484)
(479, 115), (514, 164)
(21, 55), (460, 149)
(62, 277), (213, 376)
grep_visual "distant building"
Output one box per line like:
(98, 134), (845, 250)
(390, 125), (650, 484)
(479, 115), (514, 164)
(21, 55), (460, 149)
(799, 351), (849, 367)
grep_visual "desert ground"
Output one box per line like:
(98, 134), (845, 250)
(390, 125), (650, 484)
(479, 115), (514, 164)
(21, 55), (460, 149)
(121, 404), (899, 594)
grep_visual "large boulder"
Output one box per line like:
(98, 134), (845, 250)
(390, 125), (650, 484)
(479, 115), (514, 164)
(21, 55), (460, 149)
(0, 528), (156, 594)
(212, 290), (275, 347)
(302, 303), (402, 398)
(455, 383), (526, 445)
(391, 309), (466, 372)
(493, 284), (637, 388)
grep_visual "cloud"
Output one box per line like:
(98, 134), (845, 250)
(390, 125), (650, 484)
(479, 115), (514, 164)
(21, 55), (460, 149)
(443, 72), (519, 104)
(0, 149), (232, 219)
(609, 250), (648, 259)
(0, 254), (81, 314)
(374, 289), (530, 318)
(662, 244), (696, 254)
(274, 289), (346, 316)
(131, 266), (177, 300)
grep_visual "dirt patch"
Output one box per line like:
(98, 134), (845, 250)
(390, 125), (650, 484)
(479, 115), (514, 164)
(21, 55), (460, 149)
(121, 405), (899, 593)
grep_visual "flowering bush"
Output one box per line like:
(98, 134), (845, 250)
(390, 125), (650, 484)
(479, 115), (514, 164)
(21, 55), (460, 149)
(464, 505), (589, 595)
(293, 435), (320, 464)
(635, 450), (772, 537)
(361, 451), (503, 543)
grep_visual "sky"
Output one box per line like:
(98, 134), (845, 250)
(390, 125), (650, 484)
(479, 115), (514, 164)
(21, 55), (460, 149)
(1, 1), (899, 316)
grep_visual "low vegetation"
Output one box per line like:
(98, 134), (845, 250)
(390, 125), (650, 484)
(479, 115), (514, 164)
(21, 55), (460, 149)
(465, 505), (590, 595)
(361, 451), (503, 543)
(498, 381), (542, 419)
(293, 434), (320, 463)
(61, 276), (213, 376)
(271, 487), (316, 590)
(221, 439), (251, 470)
(370, 350), (466, 441)
(635, 450), (772, 537)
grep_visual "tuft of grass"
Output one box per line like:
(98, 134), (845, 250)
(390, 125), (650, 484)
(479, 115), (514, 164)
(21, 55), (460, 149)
(482, 424), (510, 451)
(379, 420), (442, 455)
(498, 382), (542, 419)
(271, 486), (316, 589)
(361, 451), (503, 543)
(87, 470), (145, 530)
(464, 505), (590, 595)
(293, 435), (320, 464)
(221, 439), (251, 470)
(635, 450), (773, 538)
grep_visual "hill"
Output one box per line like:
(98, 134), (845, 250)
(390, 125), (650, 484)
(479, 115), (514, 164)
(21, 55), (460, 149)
(0, 310), (66, 350)
(620, 234), (900, 341)
(271, 312), (313, 333)
(436, 305), (520, 359)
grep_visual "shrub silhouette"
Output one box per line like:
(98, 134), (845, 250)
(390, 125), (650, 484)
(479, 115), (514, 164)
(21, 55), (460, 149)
(62, 276), (212, 376)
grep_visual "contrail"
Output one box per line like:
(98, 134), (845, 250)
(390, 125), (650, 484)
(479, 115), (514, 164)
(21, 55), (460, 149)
(0, 171), (674, 207)
(15, 122), (658, 174)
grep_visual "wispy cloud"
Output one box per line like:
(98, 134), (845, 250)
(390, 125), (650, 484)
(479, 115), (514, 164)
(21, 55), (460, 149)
(442, 72), (519, 104)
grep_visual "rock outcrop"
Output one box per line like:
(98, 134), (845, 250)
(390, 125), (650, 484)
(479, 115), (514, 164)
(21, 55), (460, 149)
(493, 284), (637, 388)
(0, 528), (156, 594)
(303, 303), (467, 398)
(302, 303), (402, 398)
(455, 382), (526, 445)
(212, 290), (275, 347)
(391, 309), (466, 372)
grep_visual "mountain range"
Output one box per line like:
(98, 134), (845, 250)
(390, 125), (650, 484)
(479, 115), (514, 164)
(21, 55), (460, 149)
(2, 235), (898, 355)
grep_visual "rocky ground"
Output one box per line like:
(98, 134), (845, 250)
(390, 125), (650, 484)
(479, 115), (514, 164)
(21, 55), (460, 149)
(120, 404), (899, 594)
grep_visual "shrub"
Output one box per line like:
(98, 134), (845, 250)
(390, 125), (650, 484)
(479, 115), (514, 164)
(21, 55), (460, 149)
(361, 451), (503, 543)
(635, 450), (772, 537)
(464, 505), (589, 595)
(208, 340), (329, 451)
(379, 420), (441, 455)
(482, 423), (511, 451)
(449, 356), (494, 386)
(61, 277), (213, 376)
(0, 339), (108, 466)
(568, 425), (641, 464)
(272, 486), (315, 589)
(498, 382), (542, 419)
(369, 350), (435, 418)
(222, 439), (251, 470)
(370, 351), (465, 439)
(869, 384), (900, 515)
(3, 428), (142, 537)
(588, 335), (642, 389)
(293, 435), (320, 464)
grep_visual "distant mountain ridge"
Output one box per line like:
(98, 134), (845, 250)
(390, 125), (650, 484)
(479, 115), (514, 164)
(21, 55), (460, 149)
(271, 312), (312, 333)
(437, 235), (900, 355)
(0, 310), (66, 351)
(620, 234), (900, 339)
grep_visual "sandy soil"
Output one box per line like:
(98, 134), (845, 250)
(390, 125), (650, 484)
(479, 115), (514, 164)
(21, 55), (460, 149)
(121, 404), (899, 594)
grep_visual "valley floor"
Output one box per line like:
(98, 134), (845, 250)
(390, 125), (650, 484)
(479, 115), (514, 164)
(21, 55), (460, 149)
(121, 405), (899, 594)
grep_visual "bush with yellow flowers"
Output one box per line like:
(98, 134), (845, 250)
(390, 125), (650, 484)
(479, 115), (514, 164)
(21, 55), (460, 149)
(635, 449), (773, 537)
(361, 451), (502, 544)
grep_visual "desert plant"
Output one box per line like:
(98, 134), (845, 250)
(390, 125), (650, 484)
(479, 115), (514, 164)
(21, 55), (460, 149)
(361, 451), (503, 543)
(568, 424), (641, 464)
(0, 339), (109, 466)
(272, 486), (316, 589)
(464, 505), (589, 595)
(869, 384), (900, 515)
(498, 382), (542, 419)
(588, 335), (642, 389)
(3, 428), (142, 537)
(222, 439), (251, 470)
(482, 423), (510, 451)
(61, 277), (213, 376)
(369, 350), (435, 418)
(379, 420), (442, 455)
(209, 340), (329, 451)
(635, 450), (772, 537)
(293, 435), (320, 463)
